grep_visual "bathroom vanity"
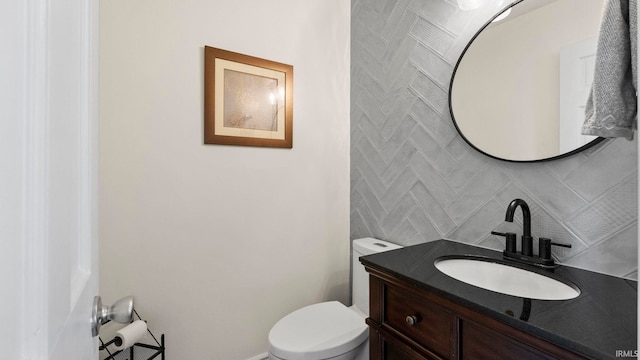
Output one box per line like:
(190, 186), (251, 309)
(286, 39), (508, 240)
(360, 240), (637, 359)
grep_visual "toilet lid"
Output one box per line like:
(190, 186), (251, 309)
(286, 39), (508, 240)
(268, 301), (368, 360)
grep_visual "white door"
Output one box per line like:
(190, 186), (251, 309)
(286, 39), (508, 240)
(559, 37), (599, 153)
(1, 0), (99, 359)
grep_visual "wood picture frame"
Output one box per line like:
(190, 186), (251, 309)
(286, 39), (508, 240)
(204, 46), (293, 148)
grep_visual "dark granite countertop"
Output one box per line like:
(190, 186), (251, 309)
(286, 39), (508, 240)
(360, 239), (637, 360)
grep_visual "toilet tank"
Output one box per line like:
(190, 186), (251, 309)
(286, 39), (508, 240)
(352, 238), (402, 316)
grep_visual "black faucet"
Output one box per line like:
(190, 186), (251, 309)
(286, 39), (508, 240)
(505, 199), (533, 256)
(492, 198), (571, 268)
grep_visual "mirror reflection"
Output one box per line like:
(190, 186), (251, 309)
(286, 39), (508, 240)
(450, 0), (605, 162)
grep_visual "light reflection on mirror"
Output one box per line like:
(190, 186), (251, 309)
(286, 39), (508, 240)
(450, 0), (605, 162)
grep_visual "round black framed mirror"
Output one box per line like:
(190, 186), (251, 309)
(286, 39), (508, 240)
(449, 0), (606, 162)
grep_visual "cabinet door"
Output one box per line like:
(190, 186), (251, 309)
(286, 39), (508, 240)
(384, 340), (435, 360)
(460, 319), (574, 360)
(370, 326), (443, 360)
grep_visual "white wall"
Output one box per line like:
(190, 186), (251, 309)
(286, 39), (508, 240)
(99, 1), (350, 359)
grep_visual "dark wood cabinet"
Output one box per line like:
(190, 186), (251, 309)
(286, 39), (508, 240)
(365, 267), (588, 360)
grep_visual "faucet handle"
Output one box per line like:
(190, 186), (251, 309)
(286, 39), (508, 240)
(539, 238), (572, 260)
(491, 231), (517, 253)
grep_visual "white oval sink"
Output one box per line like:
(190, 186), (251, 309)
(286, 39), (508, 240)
(434, 256), (580, 300)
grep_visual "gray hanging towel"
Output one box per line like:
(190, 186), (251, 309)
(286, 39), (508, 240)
(582, 0), (637, 139)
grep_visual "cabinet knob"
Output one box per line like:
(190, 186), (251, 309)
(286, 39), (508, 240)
(405, 315), (419, 326)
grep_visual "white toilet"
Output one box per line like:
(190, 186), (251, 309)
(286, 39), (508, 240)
(268, 238), (402, 360)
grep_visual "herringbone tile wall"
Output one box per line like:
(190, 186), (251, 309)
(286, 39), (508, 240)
(350, 0), (638, 279)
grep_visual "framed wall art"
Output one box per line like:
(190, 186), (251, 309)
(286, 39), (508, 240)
(204, 46), (293, 148)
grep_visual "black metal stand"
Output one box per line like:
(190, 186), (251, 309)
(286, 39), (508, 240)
(99, 309), (165, 360)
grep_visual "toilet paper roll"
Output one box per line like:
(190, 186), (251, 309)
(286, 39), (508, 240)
(113, 320), (147, 350)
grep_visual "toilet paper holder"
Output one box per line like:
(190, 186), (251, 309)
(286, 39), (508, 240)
(99, 307), (165, 360)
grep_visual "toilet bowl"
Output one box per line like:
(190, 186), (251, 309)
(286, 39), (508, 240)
(268, 301), (367, 360)
(268, 238), (402, 360)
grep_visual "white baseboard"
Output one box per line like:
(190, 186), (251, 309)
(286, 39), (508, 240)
(246, 353), (269, 360)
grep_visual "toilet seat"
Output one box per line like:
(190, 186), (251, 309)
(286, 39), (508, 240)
(268, 301), (368, 360)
